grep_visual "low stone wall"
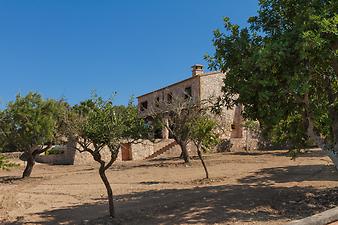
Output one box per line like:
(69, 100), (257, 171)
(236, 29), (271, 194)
(1, 139), (203, 166)
(230, 137), (259, 151)
(130, 140), (155, 160)
(1, 152), (22, 160)
(35, 144), (76, 165)
(73, 145), (123, 165)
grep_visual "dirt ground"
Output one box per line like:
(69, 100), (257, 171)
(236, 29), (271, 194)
(1, 149), (338, 225)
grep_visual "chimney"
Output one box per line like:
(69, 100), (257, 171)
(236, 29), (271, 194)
(191, 64), (204, 76)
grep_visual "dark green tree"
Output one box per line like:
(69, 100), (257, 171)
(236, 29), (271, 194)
(0, 92), (69, 177)
(207, 0), (338, 167)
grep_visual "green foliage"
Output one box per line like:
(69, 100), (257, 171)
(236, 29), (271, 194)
(269, 114), (308, 149)
(189, 116), (220, 151)
(207, 0), (338, 152)
(0, 92), (69, 152)
(243, 120), (261, 138)
(72, 94), (149, 218)
(0, 155), (18, 170)
(73, 96), (149, 148)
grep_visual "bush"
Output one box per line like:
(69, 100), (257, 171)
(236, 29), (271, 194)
(0, 155), (18, 170)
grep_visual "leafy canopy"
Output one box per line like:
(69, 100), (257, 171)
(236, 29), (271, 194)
(0, 92), (69, 151)
(73, 96), (149, 150)
(206, 0), (338, 149)
(189, 115), (219, 150)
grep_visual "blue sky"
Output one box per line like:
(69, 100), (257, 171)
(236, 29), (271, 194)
(0, 0), (259, 106)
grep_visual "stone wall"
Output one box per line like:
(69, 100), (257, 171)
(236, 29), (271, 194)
(35, 141), (76, 165)
(72, 144), (123, 165)
(199, 72), (225, 101)
(130, 140), (155, 160)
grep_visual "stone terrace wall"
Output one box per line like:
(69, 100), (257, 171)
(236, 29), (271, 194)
(73, 145), (123, 165)
(130, 140), (154, 160)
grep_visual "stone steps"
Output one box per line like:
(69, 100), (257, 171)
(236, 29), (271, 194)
(145, 140), (177, 160)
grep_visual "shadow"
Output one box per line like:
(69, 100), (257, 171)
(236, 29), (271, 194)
(271, 150), (326, 158)
(229, 149), (326, 158)
(239, 164), (338, 185)
(7, 184), (338, 225)
(0, 176), (22, 184)
(139, 181), (164, 185)
(110, 160), (187, 171)
(0, 176), (44, 184)
(148, 156), (181, 162)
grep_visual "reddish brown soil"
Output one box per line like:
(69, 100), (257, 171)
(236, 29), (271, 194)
(1, 149), (338, 225)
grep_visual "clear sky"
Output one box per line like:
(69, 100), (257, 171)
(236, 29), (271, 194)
(0, 0), (259, 106)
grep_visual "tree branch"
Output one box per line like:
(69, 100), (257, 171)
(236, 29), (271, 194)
(32, 143), (53, 157)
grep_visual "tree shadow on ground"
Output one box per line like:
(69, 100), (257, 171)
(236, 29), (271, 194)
(0, 176), (44, 184)
(239, 164), (338, 185)
(0, 176), (22, 183)
(229, 149), (325, 158)
(5, 183), (338, 225)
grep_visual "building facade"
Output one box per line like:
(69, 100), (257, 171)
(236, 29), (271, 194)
(137, 64), (256, 151)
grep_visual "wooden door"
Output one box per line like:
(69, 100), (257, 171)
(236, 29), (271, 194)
(121, 143), (132, 161)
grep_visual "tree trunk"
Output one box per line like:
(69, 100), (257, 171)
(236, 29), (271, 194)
(22, 153), (35, 178)
(197, 144), (209, 179)
(307, 118), (338, 170)
(330, 111), (338, 152)
(326, 150), (338, 170)
(99, 165), (115, 218)
(303, 94), (338, 170)
(179, 142), (190, 164)
(305, 106), (338, 169)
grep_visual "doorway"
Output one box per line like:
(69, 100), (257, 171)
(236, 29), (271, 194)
(121, 143), (132, 161)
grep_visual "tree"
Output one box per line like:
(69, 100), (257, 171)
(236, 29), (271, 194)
(71, 96), (148, 218)
(206, 0), (338, 167)
(152, 97), (203, 164)
(0, 92), (69, 177)
(189, 115), (219, 179)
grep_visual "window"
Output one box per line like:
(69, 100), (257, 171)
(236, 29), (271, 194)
(184, 86), (192, 99)
(167, 93), (173, 104)
(140, 101), (148, 111)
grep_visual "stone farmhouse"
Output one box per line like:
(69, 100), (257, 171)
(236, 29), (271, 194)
(28, 64), (257, 166)
(137, 64), (258, 154)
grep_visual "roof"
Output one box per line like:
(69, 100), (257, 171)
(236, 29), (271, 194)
(137, 71), (223, 99)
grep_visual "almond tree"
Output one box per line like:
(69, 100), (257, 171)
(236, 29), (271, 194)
(152, 97), (202, 164)
(0, 92), (69, 177)
(72, 96), (148, 218)
(189, 115), (219, 179)
(152, 96), (218, 165)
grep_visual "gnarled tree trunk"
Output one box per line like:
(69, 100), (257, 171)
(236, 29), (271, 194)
(305, 95), (338, 170)
(99, 164), (115, 217)
(90, 148), (118, 218)
(22, 152), (35, 178)
(22, 144), (52, 178)
(178, 141), (190, 164)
